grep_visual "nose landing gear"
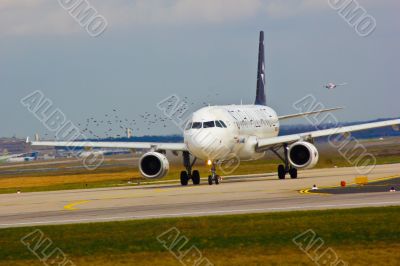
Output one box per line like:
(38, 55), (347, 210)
(208, 163), (220, 185)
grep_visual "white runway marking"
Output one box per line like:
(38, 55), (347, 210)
(1, 164), (399, 229)
(1, 200), (399, 228)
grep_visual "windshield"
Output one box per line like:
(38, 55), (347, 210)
(192, 122), (202, 129)
(185, 122), (192, 130)
(203, 121), (215, 128)
(219, 120), (227, 128)
(189, 121), (226, 129)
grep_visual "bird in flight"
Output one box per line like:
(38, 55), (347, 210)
(324, 82), (347, 89)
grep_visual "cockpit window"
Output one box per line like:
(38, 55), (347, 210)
(215, 120), (223, 128)
(192, 122), (202, 129)
(185, 122), (192, 130)
(203, 121), (215, 128)
(219, 120), (227, 128)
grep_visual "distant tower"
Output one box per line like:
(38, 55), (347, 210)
(126, 128), (132, 138)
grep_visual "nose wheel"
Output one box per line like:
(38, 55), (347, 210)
(208, 174), (220, 185)
(208, 163), (220, 185)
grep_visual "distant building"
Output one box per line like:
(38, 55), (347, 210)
(0, 138), (55, 157)
(0, 138), (30, 154)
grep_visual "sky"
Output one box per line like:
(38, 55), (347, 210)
(0, 0), (399, 138)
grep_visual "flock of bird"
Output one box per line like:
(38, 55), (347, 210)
(43, 93), (221, 140)
(41, 84), (340, 140)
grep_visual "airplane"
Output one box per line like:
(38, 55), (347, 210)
(324, 82), (347, 89)
(28, 31), (400, 186)
(0, 152), (37, 163)
(0, 153), (24, 163)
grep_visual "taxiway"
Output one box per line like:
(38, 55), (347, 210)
(0, 164), (399, 228)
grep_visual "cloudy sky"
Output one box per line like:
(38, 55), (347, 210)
(0, 0), (399, 137)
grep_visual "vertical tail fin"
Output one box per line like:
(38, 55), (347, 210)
(255, 31), (267, 106)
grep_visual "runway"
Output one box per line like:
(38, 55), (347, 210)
(0, 164), (399, 228)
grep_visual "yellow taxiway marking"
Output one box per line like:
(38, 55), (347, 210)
(64, 175), (400, 209)
(64, 200), (91, 211)
(299, 175), (400, 195)
(299, 189), (330, 196)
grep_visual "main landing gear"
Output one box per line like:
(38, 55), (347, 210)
(272, 144), (298, 180)
(208, 163), (220, 185)
(180, 151), (201, 186)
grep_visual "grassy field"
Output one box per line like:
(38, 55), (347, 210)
(0, 206), (399, 265)
(0, 138), (400, 194)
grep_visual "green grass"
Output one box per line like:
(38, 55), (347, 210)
(0, 179), (132, 194)
(0, 206), (399, 265)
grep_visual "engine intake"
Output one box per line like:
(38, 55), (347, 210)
(288, 141), (319, 169)
(139, 152), (169, 179)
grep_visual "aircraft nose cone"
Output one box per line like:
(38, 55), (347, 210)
(187, 130), (230, 160)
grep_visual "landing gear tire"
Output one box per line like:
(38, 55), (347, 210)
(214, 175), (220, 185)
(208, 162), (221, 185)
(180, 171), (189, 186)
(208, 174), (220, 185)
(289, 168), (298, 179)
(182, 152), (198, 186)
(192, 170), (200, 185)
(273, 144), (301, 180)
(278, 165), (286, 180)
(208, 175), (213, 185)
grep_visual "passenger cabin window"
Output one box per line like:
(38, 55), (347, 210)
(192, 122), (202, 129)
(215, 120), (223, 128)
(203, 121), (215, 128)
(185, 122), (192, 130)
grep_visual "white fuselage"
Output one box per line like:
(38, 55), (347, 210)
(183, 105), (279, 162)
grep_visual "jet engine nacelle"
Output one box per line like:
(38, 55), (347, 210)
(139, 152), (169, 179)
(288, 141), (319, 169)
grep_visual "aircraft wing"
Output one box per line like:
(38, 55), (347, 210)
(257, 119), (400, 150)
(278, 107), (343, 120)
(29, 140), (188, 152)
(0, 153), (24, 160)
